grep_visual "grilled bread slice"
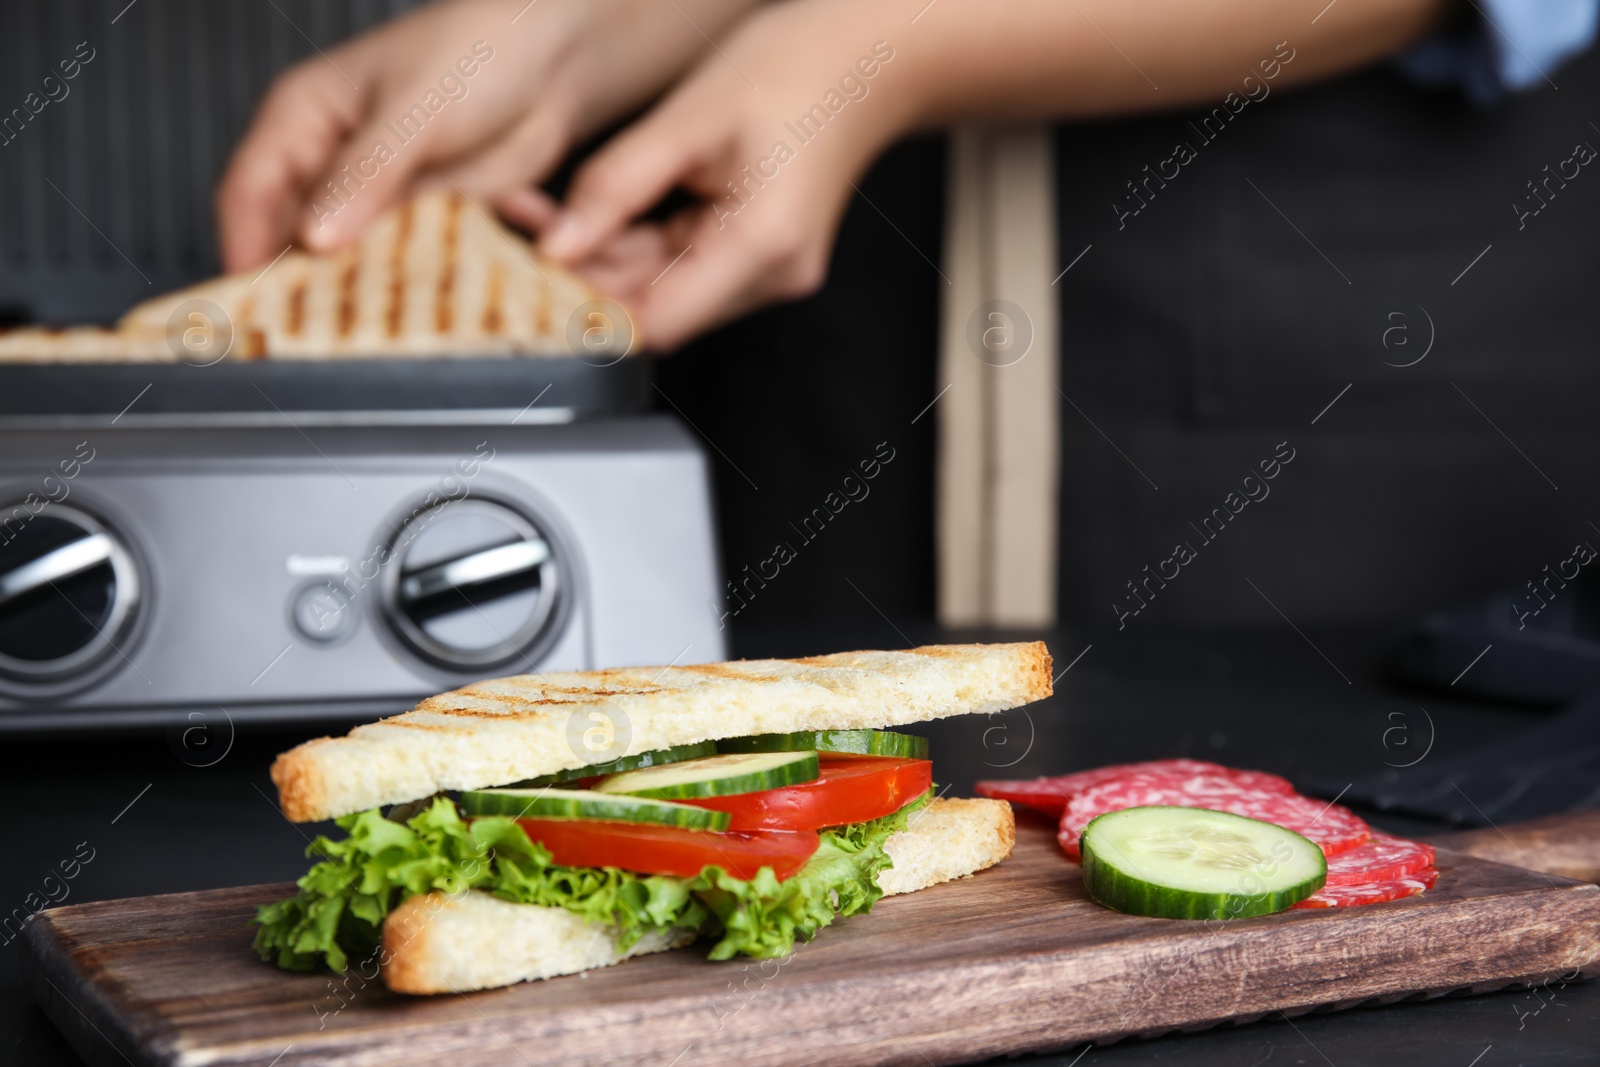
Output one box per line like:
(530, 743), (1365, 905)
(875, 797), (1017, 895)
(0, 190), (606, 362)
(0, 326), (170, 362)
(381, 797), (1016, 994)
(273, 643), (1054, 823)
(381, 893), (698, 996)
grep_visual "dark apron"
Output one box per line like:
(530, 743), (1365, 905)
(669, 48), (1600, 629)
(1053, 46), (1600, 628)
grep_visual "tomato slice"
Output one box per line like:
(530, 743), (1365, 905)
(679, 756), (933, 832)
(515, 818), (819, 880)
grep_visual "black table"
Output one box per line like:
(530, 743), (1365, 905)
(6, 621), (1597, 1066)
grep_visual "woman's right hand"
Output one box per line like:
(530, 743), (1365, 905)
(541, 0), (914, 350)
(215, 0), (757, 273)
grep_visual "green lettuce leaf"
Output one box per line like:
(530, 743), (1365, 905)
(252, 797), (707, 972)
(253, 790), (932, 972)
(691, 790), (931, 960)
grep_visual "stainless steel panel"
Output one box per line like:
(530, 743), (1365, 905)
(0, 416), (725, 728)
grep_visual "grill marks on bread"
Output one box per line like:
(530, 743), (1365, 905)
(386, 201), (414, 340)
(435, 195), (461, 335)
(337, 257), (359, 339)
(236, 297), (266, 359)
(271, 643), (1054, 822)
(418, 682), (670, 719)
(483, 261), (505, 336)
(7, 190), (616, 363)
(286, 280), (307, 337)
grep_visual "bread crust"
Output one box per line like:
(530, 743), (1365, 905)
(275, 642), (1053, 822)
(381, 892), (448, 995)
(268, 739), (328, 827)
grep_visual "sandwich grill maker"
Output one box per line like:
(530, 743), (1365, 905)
(0, 1), (726, 731)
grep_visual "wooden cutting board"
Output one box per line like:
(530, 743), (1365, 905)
(23, 815), (1600, 1067)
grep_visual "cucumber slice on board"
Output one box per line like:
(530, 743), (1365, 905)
(505, 742), (719, 788)
(458, 787), (732, 830)
(717, 729), (929, 760)
(1081, 806), (1326, 920)
(593, 750), (820, 800)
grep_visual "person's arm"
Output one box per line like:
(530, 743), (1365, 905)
(544, 0), (1451, 349)
(881, 0), (1450, 127)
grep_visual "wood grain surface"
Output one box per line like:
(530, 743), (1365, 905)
(23, 816), (1600, 1067)
(1430, 810), (1600, 883)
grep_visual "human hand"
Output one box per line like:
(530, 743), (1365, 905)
(215, 0), (756, 273)
(541, 0), (915, 351)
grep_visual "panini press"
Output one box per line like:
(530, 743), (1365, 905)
(0, 1), (724, 730)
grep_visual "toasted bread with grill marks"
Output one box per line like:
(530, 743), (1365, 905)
(0, 190), (607, 362)
(380, 797), (1016, 994)
(272, 643), (1053, 823)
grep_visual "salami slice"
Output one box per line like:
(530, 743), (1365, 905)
(1058, 773), (1371, 860)
(1321, 833), (1436, 887)
(1291, 866), (1438, 909)
(976, 760), (1295, 816)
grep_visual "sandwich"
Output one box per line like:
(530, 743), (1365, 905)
(255, 642), (1051, 994)
(0, 190), (603, 362)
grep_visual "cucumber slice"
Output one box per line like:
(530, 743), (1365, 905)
(1081, 806), (1326, 920)
(458, 787), (732, 830)
(593, 750), (820, 800)
(717, 729), (929, 760)
(505, 741), (719, 788)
